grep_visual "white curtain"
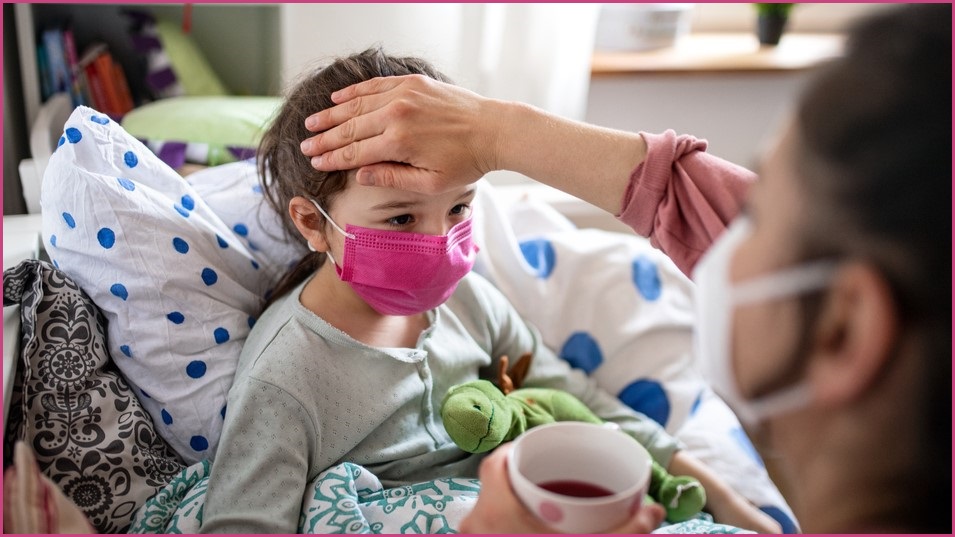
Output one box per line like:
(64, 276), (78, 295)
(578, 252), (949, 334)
(281, 3), (600, 121)
(454, 4), (601, 121)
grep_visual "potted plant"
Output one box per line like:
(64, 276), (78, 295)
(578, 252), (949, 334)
(754, 3), (795, 46)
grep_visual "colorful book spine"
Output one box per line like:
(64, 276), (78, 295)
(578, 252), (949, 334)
(83, 54), (109, 113)
(41, 28), (71, 96)
(62, 28), (87, 107)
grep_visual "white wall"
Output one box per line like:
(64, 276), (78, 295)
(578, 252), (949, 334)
(279, 4), (467, 92)
(585, 73), (809, 170)
(584, 3), (893, 170)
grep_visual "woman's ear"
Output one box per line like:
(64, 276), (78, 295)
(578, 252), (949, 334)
(807, 263), (899, 406)
(289, 196), (329, 252)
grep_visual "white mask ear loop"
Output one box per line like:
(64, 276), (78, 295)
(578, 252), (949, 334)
(308, 199), (355, 266)
(310, 199), (356, 240)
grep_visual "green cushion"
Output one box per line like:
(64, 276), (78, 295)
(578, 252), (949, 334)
(155, 19), (229, 96)
(121, 95), (281, 151)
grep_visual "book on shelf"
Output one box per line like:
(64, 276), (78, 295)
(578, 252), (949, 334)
(35, 25), (135, 119)
(40, 27), (70, 100)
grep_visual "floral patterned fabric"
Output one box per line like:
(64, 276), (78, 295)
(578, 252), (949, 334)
(3, 259), (185, 532)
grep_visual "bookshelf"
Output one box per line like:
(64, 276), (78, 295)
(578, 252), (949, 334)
(13, 3), (281, 128)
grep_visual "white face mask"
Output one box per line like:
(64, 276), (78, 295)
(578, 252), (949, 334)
(692, 216), (836, 426)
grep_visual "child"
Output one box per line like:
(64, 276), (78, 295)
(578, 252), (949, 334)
(200, 48), (781, 533)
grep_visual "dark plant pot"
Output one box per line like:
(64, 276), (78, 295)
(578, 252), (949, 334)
(757, 13), (789, 46)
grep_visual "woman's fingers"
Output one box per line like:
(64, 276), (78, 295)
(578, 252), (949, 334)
(7, 441), (45, 532)
(303, 75), (425, 134)
(330, 75), (417, 105)
(301, 103), (390, 158)
(352, 163), (450, 195)
(610, 500), (666, 534)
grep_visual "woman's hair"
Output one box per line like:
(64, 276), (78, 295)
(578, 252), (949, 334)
(258, 47), (452, 307)
(793, 4), (950, 531)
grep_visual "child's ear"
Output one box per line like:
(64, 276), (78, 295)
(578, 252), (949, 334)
(289, 196), (330, 252)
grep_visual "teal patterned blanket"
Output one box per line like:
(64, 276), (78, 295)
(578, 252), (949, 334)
(128, 461), (749, 534)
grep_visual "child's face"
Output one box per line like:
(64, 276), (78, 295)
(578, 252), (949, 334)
(322, 179), (476, 254)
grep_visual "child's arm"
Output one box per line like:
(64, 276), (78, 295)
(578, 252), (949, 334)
(667, 450), (782, 533)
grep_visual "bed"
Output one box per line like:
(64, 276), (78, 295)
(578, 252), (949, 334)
(2, 103), (799, 533)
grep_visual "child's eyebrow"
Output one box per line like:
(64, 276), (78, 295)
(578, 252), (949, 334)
(370, 199), (421, 211)
(371, 188), (477, 211)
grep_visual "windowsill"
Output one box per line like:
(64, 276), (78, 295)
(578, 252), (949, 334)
(591, 32), (845, 76)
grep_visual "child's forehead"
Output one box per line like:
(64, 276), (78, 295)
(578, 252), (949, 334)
(343, 182), (476, 206)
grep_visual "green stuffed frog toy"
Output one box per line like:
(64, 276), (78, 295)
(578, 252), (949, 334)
(440, 353), (706, 523)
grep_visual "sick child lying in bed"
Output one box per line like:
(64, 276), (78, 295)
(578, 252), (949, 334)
(198, 47), (780, 534)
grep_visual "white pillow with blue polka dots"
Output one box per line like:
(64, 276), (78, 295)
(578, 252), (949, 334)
(38, 106), (301, 464)
(184, 160), (306, 295)
(471, 182), (800, 532)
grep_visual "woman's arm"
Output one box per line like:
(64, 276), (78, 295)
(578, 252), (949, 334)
(300, 75), (757, 275)
(300, 74), (643, 215)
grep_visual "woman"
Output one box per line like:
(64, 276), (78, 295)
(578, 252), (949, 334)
(300, 4), (951, 533)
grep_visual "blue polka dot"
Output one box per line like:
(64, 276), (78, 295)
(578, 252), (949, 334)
(172, 237), (189, 254)
(119, 345), (131, 357)
(117, 177), (135, 191)
(65, 127), (82, 143)
(729, 427), (765, 467)
(213, 327), (230, 344)
(167, 311), (185, 324)
(247, 240), (259, 252)
(216, 235), (228, 248)
(201, 268), (218, 286)
(53, 260), (60, 269)
(110, 283), (128, 300)
(559, 331), (603, 374)
(233, 223), (249, 236)
(161, 409), (173, 425)
(220, 405), (227, 418)
(252, 185), (262, 194)
(689, 390), (704, 416)
(89, 115), (110, 125)
(248, 316), (256, 328)
(190, 435), (209, 451)
(123, 151), (138, 167)
(759, 506), (798, 534)
(618, 379), (671, 427)
(140, 389), (151, 399)
(186, 360), (207, 379)
(50, 235), (57, 247)
(250, 259), (259, 270)
(97, 227), (116, 249)
(180, 194), (195, 211)
(631, 255), (662, 301)
(62, 212), (76, 228)
(519, 238), (556, 279)
(174, 203), (190, 217)
(57, 136), (66, 147)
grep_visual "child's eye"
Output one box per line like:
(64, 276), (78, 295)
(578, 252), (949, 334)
(450, 203), (471, 217)
(387, 214), (414, 227)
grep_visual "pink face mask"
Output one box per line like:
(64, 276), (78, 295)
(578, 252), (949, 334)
(311, 200), (478, 316)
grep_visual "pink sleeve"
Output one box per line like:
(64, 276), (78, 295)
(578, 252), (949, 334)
(616, 130), (757, 277)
